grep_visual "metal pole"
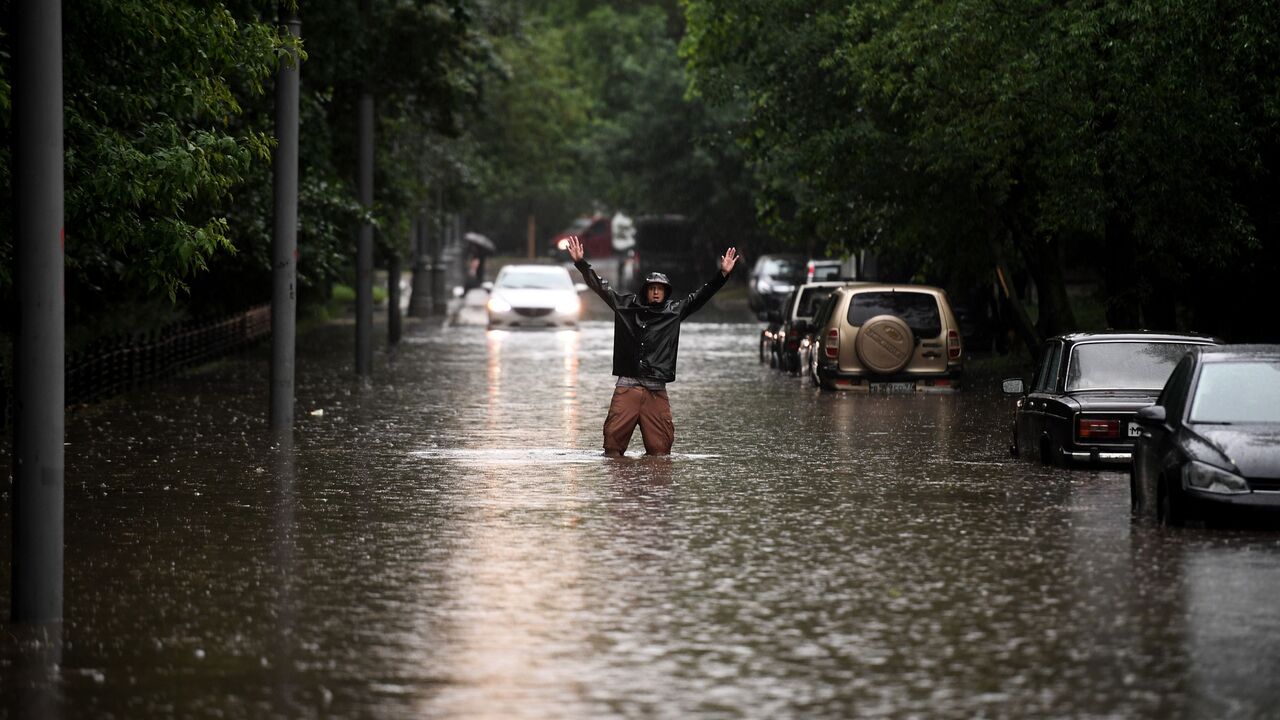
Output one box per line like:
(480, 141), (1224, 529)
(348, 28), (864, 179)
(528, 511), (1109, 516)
(11, 0), (65, 625)
(355, 0), (374, 376)
(430, 190), (446, 315)
(387, 252), (401, 344)
(408, 212), (431, 317)
(526, 213), (536, 259)
(270, 5), (301, 433)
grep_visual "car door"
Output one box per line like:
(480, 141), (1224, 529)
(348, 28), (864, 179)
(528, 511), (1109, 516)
(1136, 356), (1195, 513)
(1019, 341), (1064, 461)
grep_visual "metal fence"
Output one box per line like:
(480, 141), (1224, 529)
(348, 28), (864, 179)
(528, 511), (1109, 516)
(62, 305), (272, 405)
(2, 305), (272, 430)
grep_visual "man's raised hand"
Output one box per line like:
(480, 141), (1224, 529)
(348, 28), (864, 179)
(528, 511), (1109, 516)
(566, 235), (585, 262)
(719, 247), (740, 276)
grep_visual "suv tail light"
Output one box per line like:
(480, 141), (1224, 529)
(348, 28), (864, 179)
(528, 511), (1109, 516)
(947, 329), (961, 359)
(1077, 418), (1121, 441)
(824, 328), (839, 359)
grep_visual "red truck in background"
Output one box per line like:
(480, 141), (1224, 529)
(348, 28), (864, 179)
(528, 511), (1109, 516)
(552, 214), (613, 259)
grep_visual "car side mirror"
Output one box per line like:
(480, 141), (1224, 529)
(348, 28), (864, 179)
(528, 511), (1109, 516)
(574, 282), (588, 293)
(481, 281), (493, 292)
(1002, 378), (1025, 395)
(1136, 405), (1167, 425)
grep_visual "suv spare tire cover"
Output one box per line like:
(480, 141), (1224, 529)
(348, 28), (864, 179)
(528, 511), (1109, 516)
(855, 314), (914, 375)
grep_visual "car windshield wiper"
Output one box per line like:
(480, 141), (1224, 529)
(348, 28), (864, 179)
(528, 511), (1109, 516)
(1193, 420), (1235, 426)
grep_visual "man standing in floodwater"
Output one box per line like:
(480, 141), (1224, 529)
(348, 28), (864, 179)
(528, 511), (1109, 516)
(566, 235), (740, 456)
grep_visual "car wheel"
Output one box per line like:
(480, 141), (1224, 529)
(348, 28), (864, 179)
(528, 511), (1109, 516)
(759, 337), (767, 363)
(1039, 437), (1056, 467)
(1157, 476), (1184, 527)
(1129, 466), (1139, 514)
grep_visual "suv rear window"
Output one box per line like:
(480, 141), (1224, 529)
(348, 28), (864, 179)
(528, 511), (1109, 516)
(847, 291), (941, 338)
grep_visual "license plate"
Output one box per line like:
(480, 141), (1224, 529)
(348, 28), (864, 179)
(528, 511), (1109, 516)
(1127, 422), (1142, 438)
(870, 382), (915, 394)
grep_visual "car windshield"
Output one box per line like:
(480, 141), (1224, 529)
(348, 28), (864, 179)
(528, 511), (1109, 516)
(497, 269), (572, 290)
(1189, 361), (1280, 423)
(796, 287), (836, 318)
(1066, 342), (1198, 391)
(847, 291), (941, 338)
(763, 258), (804, 278)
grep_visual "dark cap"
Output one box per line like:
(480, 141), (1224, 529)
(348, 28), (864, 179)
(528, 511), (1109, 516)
(643, 272), (671, 290)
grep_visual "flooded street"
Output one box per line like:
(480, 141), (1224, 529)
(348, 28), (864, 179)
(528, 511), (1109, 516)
(5, 318), (1280, 718)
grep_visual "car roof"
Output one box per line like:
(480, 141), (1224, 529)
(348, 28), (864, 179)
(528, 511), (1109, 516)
(1050, 330), (1221, 344)
(833, 282), (948, 296)
(798, 280), (853, 290)
(1193, 344), (1280, 362)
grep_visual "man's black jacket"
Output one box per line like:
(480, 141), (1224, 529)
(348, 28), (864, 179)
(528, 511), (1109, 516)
(575, 259), (729, 383)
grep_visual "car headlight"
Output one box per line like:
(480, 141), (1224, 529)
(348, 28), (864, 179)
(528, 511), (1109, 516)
(1184, 460), (1249, 494)
(555, 297), (581, 315)
(487, 297), (512, 313)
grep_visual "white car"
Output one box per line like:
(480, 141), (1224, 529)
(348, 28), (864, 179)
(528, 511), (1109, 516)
(486, 264), (585, 328)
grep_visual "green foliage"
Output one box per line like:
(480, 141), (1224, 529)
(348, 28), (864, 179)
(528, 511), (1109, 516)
(682, 0), (1280, 339)
(465, 1), (768, 258)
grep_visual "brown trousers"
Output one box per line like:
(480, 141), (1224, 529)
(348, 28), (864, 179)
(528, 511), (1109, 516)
(603, 387), (674, 455)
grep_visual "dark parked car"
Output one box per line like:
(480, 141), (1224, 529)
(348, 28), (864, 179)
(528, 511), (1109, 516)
(747, 254), (806, 314)
(763, 281), (847, 373)
(1003, 331), (1220, 466)
(1131, 345), (1280, 526)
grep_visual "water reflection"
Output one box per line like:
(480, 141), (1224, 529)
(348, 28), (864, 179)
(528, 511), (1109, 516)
(1, 321), (1279, 717)
(270, 437), (301, 714)
(484, 328), (581, 448)
(2, 624), (64, 720)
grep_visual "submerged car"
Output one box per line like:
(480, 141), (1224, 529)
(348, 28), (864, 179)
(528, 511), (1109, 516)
(486, 264), (586, 328)
(1131, 345), (1280, 526)
(806, 283), (965, 392)
(1003, 331), (1219, 466)
(764, 281), (848, 373)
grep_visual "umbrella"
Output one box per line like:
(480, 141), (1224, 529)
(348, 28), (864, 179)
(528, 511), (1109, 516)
(463, 232), (496, 254)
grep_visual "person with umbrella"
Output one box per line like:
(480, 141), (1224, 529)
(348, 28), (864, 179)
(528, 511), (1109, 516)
(463, 232), (496, 291)
(566, 235), (740, 456)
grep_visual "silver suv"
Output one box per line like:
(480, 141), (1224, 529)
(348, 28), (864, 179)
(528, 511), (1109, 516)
(807, 283), (964, 392)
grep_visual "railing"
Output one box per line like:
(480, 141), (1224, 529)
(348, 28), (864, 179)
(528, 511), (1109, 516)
(0, 305), (272, 428)
(63, 304), (272, 405)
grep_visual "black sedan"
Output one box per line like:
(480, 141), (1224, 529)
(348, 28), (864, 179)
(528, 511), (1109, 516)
(1131, 345), (1280, 526)
(1003, 331), (1219, 466)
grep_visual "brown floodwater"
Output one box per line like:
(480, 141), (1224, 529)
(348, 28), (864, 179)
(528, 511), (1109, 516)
(3, 318), (1280, 718)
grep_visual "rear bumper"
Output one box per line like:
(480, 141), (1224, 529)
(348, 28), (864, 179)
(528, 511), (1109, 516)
(818, 364), (963, 392)
(1063, 449), (1131, 464)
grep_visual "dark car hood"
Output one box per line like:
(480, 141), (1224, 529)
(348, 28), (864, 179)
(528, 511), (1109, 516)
(1065, 390), (1159, 412)
(1190, 425), (1280, 480)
